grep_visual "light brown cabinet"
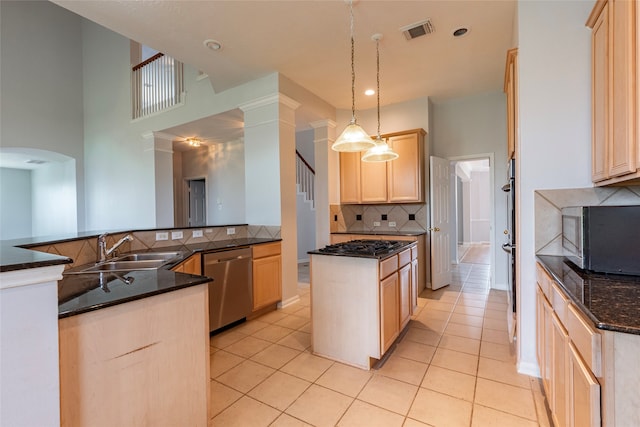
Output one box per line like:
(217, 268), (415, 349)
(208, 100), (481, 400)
(59, 284), (210, 427)
(339, 129), (426, 204)
(504, 48), (518, 160)
(171, 253), (202, 275)
(252, 242), (282, 311)
(588, 0), (639, 185)
(380, 271), (399, 353)
(536, 263), (601, 427)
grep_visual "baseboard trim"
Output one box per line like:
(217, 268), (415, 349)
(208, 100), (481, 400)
(518, 360), (541, 378)
(277, 295), (301, 309)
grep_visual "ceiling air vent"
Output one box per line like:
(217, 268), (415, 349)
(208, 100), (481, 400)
(400, 19), (434, 40)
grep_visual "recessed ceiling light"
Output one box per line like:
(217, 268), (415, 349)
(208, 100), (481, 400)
(203, 39), (223, 51)
(365, 89), (375, 96)
(452, 27), (469, 37)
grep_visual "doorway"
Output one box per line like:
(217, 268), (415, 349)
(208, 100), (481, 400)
(450, 155), (494, 285)
(187, 178), (206, 227)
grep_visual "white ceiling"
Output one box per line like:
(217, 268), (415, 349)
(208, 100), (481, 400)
(52, 0), (516, 111)
(4, 1), (516, 159)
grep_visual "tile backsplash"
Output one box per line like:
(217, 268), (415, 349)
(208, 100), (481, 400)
(331, 203), (428, 234)
(535, 186), (640, 255)
(28, 224), (281, 269)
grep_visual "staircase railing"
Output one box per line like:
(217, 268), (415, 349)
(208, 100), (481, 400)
(296, 150), (315, 208)
(131, 53), (184, 119)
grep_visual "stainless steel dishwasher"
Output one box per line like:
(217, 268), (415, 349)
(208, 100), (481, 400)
(204, 247), (252, 333)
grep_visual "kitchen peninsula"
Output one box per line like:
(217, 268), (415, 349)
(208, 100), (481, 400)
(1, 226), (281, 426)
(309, 239), (418, 370)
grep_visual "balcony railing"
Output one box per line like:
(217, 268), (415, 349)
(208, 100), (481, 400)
(296, 150), (315, 208)
(131, 53), (184, 119)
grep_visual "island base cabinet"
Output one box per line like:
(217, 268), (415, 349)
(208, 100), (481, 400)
(59, 284), (210, 427)
(380, 273), (399, 353)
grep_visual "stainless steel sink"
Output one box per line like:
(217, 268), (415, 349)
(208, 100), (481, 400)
(79, 259), (168, 272)
(63, 251), (184, 274)
(115, 251), (183, 262)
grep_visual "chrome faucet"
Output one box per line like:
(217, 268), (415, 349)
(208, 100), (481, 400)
(97, 233), (133, 263)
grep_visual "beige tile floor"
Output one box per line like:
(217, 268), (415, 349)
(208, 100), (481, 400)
(209, 261), (552, 427)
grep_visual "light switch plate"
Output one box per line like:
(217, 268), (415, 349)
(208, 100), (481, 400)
(373, 221), (381, 227)
(227, 227), (235, 235)
(192, 230), (203, 238)
(156, 232), (168, 241)
(171, 231), (183, 240)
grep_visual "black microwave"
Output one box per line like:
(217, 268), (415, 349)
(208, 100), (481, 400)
(561, 205), (640, 275)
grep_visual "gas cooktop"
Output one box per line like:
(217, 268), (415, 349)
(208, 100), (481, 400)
(317, 240), (404, 256)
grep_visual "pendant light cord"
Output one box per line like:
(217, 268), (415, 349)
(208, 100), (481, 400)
(376, 37), (381, 139)
(350, 0), (356, 123)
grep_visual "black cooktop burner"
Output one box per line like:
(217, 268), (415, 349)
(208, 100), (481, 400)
(318, 239), (403, 256)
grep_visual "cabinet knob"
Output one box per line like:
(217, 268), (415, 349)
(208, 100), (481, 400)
(504, 229), (509, 235)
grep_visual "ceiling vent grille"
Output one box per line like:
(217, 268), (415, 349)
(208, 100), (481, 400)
(400, 19), (434, 40)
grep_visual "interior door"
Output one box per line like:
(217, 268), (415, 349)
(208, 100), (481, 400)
(188, 179), (206, 227)
(430, 156), (452, 290)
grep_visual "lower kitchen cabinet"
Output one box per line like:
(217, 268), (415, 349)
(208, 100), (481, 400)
(380, 272), (399, 353)
(398, 250), (412, 330)
(568, 341), (601, 427)
(537, 263), (601, 427)
(59, 284), (210, 427)
(552, 312), (569, 427)
(252, 242), (282, 311)
(171, 253), (202, 275)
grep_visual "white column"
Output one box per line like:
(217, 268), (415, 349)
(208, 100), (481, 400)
(1, 265), (65, 427)
(143, 131), (175, 228)
(310, 120), (336, 249)
(240, 94), (301, 307)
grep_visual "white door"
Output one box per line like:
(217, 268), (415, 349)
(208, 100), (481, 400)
(188, 179), (206, 227)
(430, 156), (452, 290)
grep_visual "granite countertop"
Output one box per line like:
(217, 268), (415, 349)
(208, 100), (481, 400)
(58, 269), (211, 318)
(308, 240), (416, 260)
(331, 231), (426, 236)
(536, 255), (640, 335)
(57, 237), (281, 318)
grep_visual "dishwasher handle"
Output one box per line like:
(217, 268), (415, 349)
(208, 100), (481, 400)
(208, 254), (250, 263)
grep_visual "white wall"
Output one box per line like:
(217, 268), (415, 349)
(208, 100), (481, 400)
(0, 1), (85, 232)
(470, 170), (490, 242)
(0, 168), (31, 240)
(431, 92), (508, 289)
(296, 129), (315, 168)
(207, 140), (246, 225)
(516, 0), (593, 375)
(32, 160), (78, 237)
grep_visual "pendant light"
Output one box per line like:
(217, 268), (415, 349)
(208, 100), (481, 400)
(362, 33), (399, 162)
(331, 0), (375, 153)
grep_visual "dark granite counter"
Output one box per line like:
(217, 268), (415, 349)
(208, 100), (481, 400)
(331, 231), (426, 237)
(0, 243), (72, 272)
(308, 240), (415, 260)
(536, 255), (640, 335)
(57, 237), (281, 318)
(58, 269), (211, 318)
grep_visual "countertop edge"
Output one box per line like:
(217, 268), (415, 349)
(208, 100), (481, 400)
(536, 255), (640, 335)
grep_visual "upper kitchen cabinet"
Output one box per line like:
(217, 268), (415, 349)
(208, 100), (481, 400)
(587, 0), (639, 185)
(339, 129), (426, 204)
(504, 48), (518, 160)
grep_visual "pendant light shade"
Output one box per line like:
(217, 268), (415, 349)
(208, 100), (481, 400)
(333, 120), (376, 152)
(362, 33), (398, 162)
(362, 136), (399, 162)
(331, 0), (375, 153)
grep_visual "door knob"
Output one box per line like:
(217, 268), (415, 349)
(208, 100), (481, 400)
(428, 227), (440, 232)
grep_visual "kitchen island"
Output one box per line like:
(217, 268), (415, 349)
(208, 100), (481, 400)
(309, 240), (417, 370)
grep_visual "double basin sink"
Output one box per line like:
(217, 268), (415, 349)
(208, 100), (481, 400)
(64, 251), (184, 274)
